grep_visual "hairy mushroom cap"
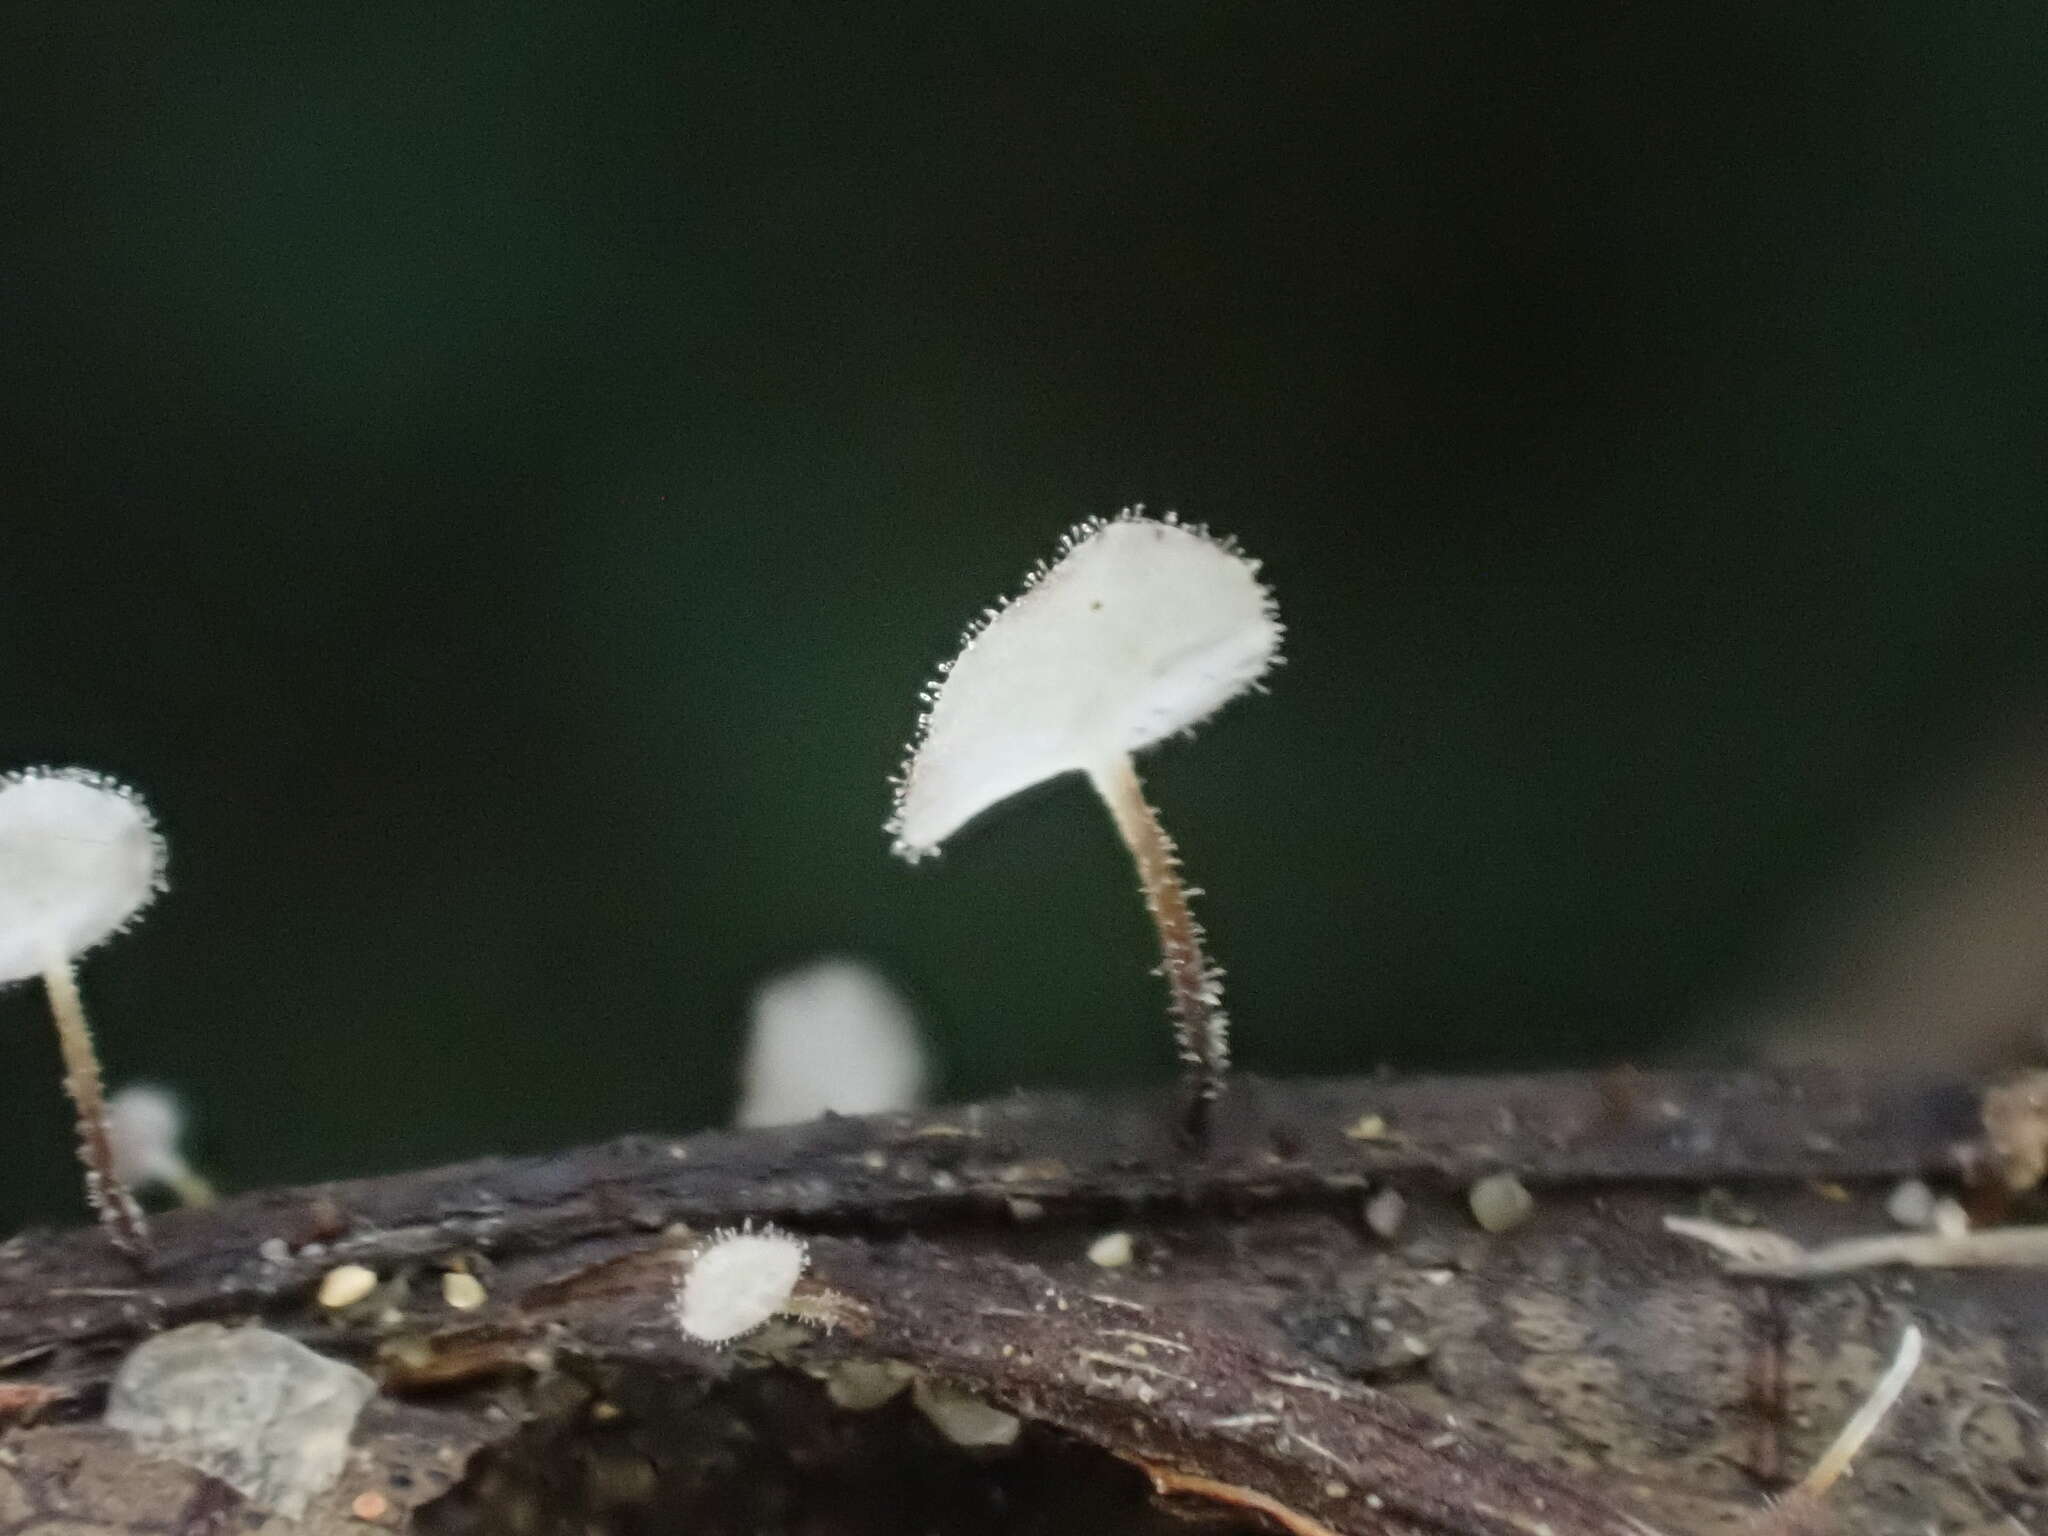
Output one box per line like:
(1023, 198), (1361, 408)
(0, 767), (166, 981)
(675, 1225), (810, 1345)
(736, 958), (929, 1127)
(889, 511), (1282, 860)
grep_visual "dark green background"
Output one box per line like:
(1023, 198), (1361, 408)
(4, 6), (2044, 1232)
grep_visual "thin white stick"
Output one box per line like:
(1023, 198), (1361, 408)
(1665, 1214), (2048, 1276)
(1796, 1325), (1923, 1498)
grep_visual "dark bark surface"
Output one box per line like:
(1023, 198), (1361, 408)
(1, 1069), (2042, 1536)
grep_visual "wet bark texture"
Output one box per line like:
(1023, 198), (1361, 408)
(1, 1069), (2044, 1536)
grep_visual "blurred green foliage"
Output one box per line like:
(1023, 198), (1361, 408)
(3, 6), (2045, 1230)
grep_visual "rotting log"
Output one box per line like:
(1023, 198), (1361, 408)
(0, 1068), (2043, 1535)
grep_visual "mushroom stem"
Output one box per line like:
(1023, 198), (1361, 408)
(167, 1168), (218, 1208)
(40, 948), (151, 1258)
(1088, 752), (1229, 1138)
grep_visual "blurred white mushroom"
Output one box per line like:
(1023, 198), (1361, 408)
(107, 1083), (216, 1206)
(0, 766), (168, 1255)
(736, 958), (929, 1127)
(888, 510), (1282, 1131)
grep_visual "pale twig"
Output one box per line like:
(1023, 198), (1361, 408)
(1796, 1326), (1923, 1498)
(1664, 1215), (2048, 1277)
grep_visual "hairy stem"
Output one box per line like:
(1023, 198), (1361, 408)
(41, 948), (151, 1259)
(1088, 752), (1229, 1138)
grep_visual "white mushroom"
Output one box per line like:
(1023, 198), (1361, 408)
(674, 1225), (810, 1345)
(0, 767), (167, 1255)
(107, 1084), (216, 1206)
(736, 958), (929, 1127)
(888, 511), (1282, 1128)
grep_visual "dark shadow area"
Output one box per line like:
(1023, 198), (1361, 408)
(419, 1364), (1257, 1536)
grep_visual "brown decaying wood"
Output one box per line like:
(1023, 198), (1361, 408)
(0, 1068), (2040, 1536)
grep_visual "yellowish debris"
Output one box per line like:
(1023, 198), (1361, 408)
(1087, 1231), (1135, 1268)
(1468, 1172), (1534, 1233)
(317, 1264), (378, 1311)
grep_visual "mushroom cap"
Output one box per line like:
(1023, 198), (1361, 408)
(0, 767), (167, 981)
(108, 1084), (190, 1187)
(736, 958), (929, 1127)
(889, 511), (1282, 860)
(675, 1226), (809, 1344)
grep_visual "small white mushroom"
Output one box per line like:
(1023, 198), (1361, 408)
(675, 1225), (810, 1345)
(0, 767), (168, 1255)
(736, 958), (930, 1127)
(888, 511), (1282, 1129)
(107, 1084), (215, 1206)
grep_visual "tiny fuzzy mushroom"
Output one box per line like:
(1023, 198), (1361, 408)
(107, 1083), (216, 1207)
(0, 767), (167, 1256)
(735, 957), (929, 1127)
(888, 511), (1282, 1130)
(675, 1225), (810, 1345)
